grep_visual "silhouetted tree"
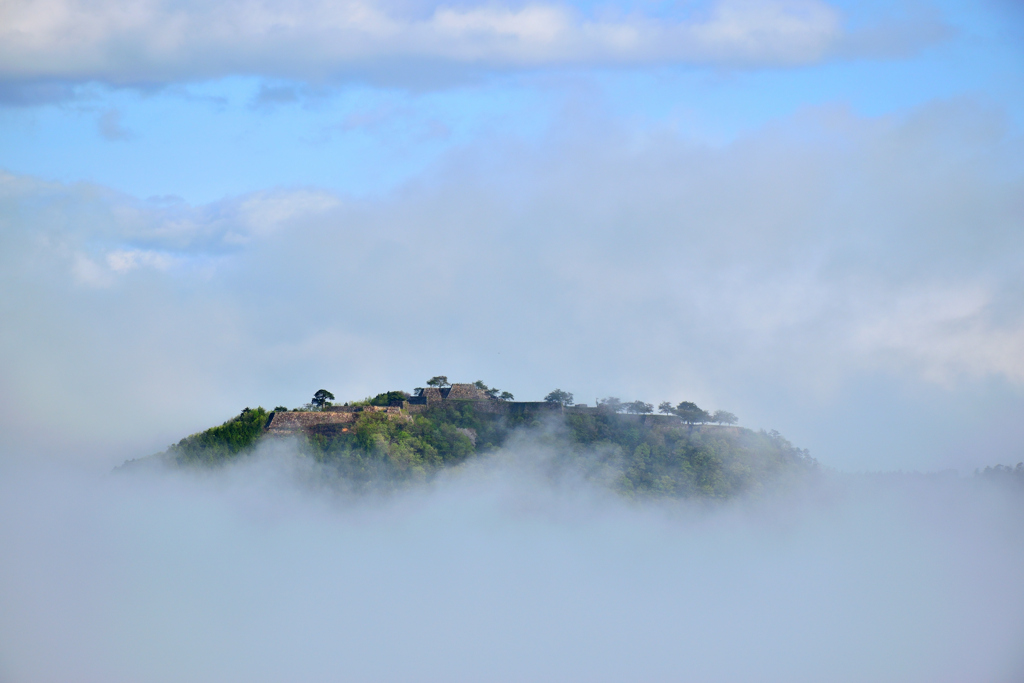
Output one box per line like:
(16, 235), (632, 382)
(499, 391), (514, 401)
(427, 376), (450, 388)
(711, 410), (738, 425)
(658, 401), (675, 415)
(625, 401), (654, 414)
(976, 463), (1024, 487)
(311, 389), (335, 410)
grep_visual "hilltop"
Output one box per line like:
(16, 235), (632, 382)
(124, 380), (818, 499)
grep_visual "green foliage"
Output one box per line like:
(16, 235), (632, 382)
(169, 407), (270, 466)
(545, 389), (574, 406)
(474, 380), (502, 399)
(158, 399), (813, 499)
(562, 412), (814, 499)
(624, 401), (654, 414)
(303, 403), (490, 490)
(674, 401), (710, 425)
(312, 389), (335, 410)
(367, 390), (411, 406)
(711, 410), (738, 425)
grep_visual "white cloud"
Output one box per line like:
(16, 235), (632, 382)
(0, 0), (862, 87)
(71, 252), (115, 288)
(0, 100), (1020, 470)
(851, 285), (1024, 385)
(105, 248), (175, 273)
(233, 189), (342, 240)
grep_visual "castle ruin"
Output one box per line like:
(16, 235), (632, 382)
(262, 383), (706, 438)
(264, 383), (559, 437)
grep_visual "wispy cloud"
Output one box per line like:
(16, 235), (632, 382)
(0, 0), (947, 90)
(97, 108), (132, 140)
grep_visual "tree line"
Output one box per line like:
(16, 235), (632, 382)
(277, 381), (739, 430)
(542, 389), (737, 426)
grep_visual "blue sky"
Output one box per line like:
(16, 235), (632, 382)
(2, 0), (1021, 202)
(1, 0), (1022, 470)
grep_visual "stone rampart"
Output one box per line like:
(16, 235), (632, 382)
(266, 405), (409, 437)
(266, 411), (356, 435)
(444, 384), (490, 401)
(508, 401), (561, 413)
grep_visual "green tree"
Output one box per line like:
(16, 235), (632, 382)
(675, 401), (709, 425)
(169, 407), (270, 465)
(474, 380), (501, 399)
(658, 401), (675, 414)
(368, 390), (411, 406)
(427, 376), (450, 388)
(312, 389), (335, 410)
(625, 401), (654, 414)
(544, 389), (574, 406)
(711, 410), (738, 425)
(499, 391), (514, 401)
(598, 397), (623, 412)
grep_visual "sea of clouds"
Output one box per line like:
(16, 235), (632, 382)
(1, 440), (1022, 683)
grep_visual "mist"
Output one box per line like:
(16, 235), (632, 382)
(2, 440), (1022, 683)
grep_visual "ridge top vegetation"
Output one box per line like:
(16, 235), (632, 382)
(129, 380), (818, 499)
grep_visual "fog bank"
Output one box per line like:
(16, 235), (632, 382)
(1, 446), (1022, 682)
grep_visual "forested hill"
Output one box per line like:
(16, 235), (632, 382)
(125, 394), (818, 499)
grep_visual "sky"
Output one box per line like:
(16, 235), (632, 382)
(1, 0), (1023, 472)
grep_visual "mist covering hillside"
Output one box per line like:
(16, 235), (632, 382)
(130, 394), (818, 500)
(4, 435), (1024, 683)
(44, 390), (1014, 682)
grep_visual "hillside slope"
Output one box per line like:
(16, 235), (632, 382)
(126, 401), (817, 499)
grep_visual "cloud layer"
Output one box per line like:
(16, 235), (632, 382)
(1, 100), (1021, 469)
(1, 449), (1022, 682)
(0, 0), (947, 88)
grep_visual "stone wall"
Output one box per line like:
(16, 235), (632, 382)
(265, 402), (739, 439)
(266, 406), (407, 437)
(508, 401), (561, 413)
(266, 411), (356, 435)
(324, 405), (403, 416)
(410, 384), (491, 406)
(444, 384), (490, 401)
